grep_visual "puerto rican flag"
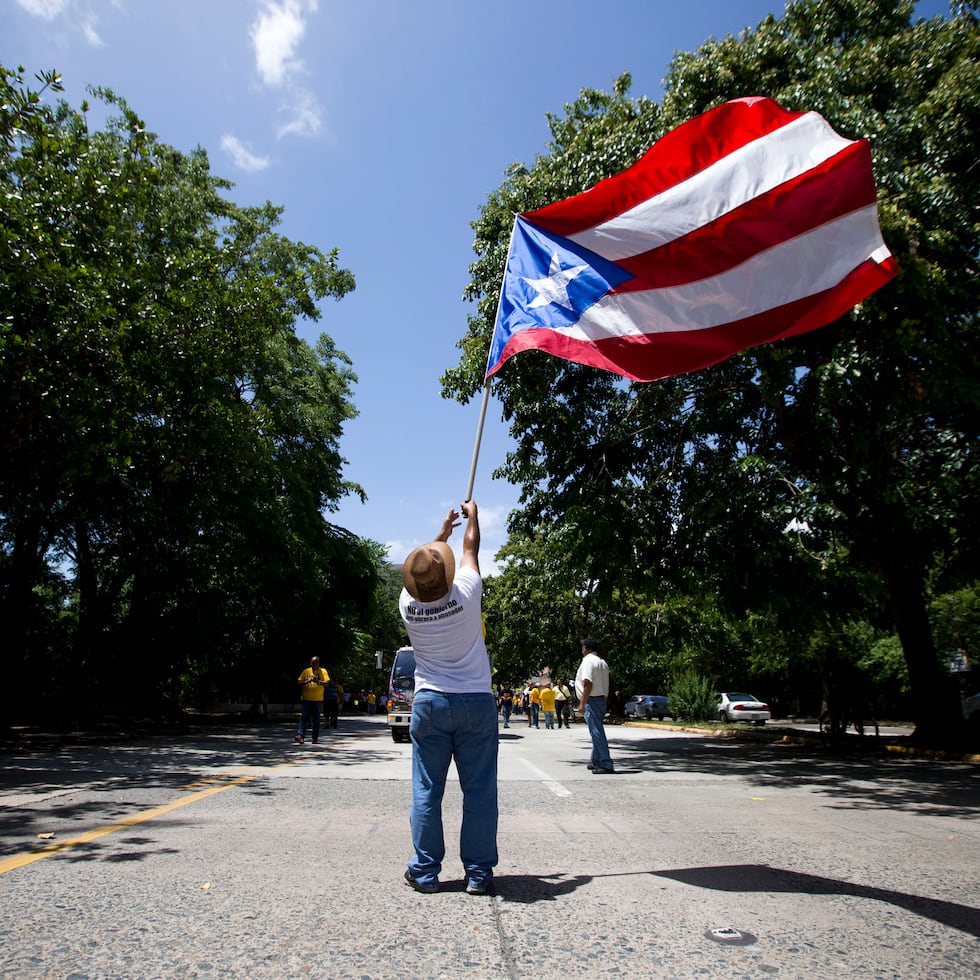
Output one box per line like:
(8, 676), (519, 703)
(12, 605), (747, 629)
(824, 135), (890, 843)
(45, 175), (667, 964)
(485, 97), (898, 382)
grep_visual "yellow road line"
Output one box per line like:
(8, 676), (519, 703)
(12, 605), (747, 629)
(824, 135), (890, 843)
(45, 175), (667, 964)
(179, 766), (259, 791)
(0, 758), (300, 877)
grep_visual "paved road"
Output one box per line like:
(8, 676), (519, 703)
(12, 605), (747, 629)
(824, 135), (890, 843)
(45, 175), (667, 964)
(1, 715), (978, 979)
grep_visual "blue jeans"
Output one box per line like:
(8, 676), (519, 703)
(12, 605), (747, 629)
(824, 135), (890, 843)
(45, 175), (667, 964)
(408, 690), (498, 889)
(585, 696), (614, 771)
(297, 700), (321, 740)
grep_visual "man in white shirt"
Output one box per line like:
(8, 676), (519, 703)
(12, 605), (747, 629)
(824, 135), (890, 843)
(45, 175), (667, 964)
(575, 637), (615, 773)
(398, 501), (497, 896)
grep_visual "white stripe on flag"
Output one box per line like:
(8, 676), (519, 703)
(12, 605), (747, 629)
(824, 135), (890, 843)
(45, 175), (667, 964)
(569, 112), (853, 261)
(557, 205), (887, 341)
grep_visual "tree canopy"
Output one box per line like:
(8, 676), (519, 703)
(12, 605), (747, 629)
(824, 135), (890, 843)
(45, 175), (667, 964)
(447, 0), (979, 745)
(0, 67), (378, 717)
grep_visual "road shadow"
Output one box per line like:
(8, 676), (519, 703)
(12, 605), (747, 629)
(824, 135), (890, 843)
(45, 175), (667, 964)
(652, 863), (980, 938)
(0, 718), (394, 847)
(491, 872), (593, 902)
(601, 733), (980, 819)
(495, 863), (980, 938)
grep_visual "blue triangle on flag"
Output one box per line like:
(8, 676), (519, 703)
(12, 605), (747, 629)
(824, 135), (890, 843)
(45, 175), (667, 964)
(500, 216), (633, 332)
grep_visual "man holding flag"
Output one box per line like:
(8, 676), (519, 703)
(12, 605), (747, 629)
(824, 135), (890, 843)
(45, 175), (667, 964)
(398, 501), (498, 897)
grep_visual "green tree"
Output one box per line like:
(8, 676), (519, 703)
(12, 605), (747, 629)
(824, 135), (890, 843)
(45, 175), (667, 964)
(446, 2), (979, 746)
(0, 67), (370, 716)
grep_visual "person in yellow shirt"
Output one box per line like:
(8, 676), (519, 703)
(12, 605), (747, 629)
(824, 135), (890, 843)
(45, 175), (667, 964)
(528, 684), (542, 728)
(554, 679), (573, 728)
(295, 655), (329, 744)
(539, 683), (557, 729)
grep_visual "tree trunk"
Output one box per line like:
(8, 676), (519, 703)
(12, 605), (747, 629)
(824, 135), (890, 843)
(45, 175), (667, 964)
(859, 512), (964, 747)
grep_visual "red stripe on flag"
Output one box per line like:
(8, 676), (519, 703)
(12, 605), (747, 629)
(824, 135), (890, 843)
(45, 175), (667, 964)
(485, 98), (899, 382)
(615, 140), (878, 291)
(525, 98), (804, 237)
(489, 258), (898, 382)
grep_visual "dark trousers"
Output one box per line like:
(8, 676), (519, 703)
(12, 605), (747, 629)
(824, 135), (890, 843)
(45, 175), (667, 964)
(323, 700), (339, 728)
(556, 700), (571, 727)
(298, 700), (322, 740)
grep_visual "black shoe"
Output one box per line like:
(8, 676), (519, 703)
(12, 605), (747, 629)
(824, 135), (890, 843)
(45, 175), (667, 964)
(404, 870), (438, 894)
(592, 767), (615, 774)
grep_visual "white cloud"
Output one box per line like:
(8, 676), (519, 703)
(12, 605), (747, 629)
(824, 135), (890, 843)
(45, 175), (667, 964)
(474, 502), (510, 540)
(251, 0), (317, 88)
(16, 0), (70, 19)
(384, 538), (415, 565)
(17, 0), (105, 47)
(221, 134), (272, 172)
(81, 17), (103, 46)
(276, 86), (323, 139)
(249, 0), (324, 144)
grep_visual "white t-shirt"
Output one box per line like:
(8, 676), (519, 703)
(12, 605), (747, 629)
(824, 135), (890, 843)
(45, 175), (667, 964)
(575, 652), (610, 697)
(399, 566), (491, 693)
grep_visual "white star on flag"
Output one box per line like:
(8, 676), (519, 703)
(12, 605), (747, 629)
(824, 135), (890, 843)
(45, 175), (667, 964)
(524, 252), (588, 311)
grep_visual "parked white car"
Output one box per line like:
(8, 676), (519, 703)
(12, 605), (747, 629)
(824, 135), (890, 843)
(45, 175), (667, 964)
(717, 692), (770, 725)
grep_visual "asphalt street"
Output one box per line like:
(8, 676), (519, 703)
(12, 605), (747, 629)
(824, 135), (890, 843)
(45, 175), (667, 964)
(1, 714), (978, 979)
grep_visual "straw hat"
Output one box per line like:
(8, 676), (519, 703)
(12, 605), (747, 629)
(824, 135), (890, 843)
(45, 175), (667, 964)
(402, 541), (456, 603)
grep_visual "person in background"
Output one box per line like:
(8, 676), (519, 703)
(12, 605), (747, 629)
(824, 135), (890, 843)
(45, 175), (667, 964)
(575, 638), (614, 773)
(608, 689), (626, 721)
(322, 675), (340, 730)
(539, 681), (557, 730)
(398, 501), (497, 896)
(529, 684), (541, 728)
(295, 656), (328, 744)
(498, 684), (514, 728)
(554, 678), (572, 728)
(520, 686), (530, 719)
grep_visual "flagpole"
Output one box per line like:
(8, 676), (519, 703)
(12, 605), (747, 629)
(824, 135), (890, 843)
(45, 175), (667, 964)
(464, 378), (491, 502)
(463, 215), (518, 502)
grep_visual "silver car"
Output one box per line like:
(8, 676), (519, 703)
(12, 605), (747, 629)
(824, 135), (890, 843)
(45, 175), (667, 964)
(624, 694), (670, 720)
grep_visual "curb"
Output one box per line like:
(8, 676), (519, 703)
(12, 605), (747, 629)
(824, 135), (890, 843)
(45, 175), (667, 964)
(621, 720), (980, 762)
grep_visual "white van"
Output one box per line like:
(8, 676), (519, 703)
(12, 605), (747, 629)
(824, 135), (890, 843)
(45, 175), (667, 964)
(386, 646), (416, 743)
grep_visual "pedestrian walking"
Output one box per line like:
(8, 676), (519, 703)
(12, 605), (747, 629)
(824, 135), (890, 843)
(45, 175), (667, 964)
(529, 684), (541, 728)
(498, 684), (514, 728)
(322, 675), (340, 729)
(554, 679), (572, 728)
(539, 682), (556, 729)
(295, 656), (328, 744)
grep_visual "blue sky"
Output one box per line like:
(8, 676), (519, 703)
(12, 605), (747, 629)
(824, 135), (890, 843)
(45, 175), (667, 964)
(4, 0), (949, 573)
